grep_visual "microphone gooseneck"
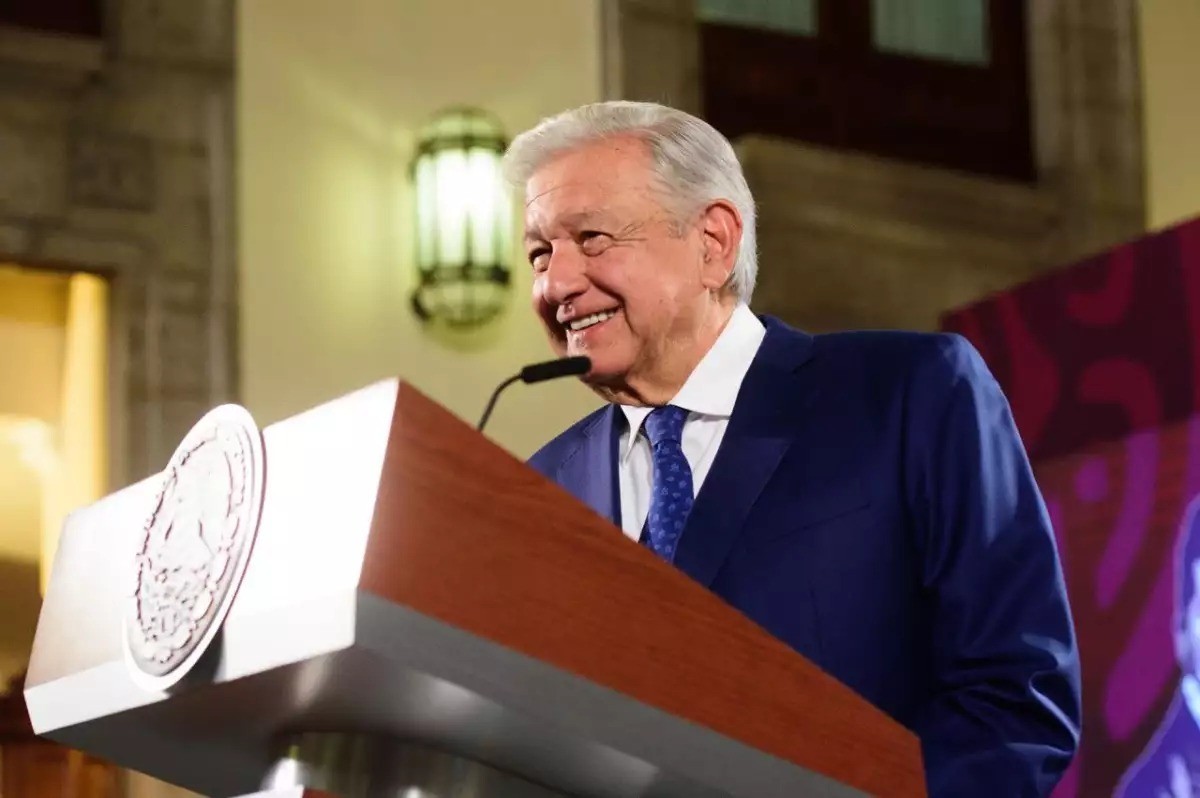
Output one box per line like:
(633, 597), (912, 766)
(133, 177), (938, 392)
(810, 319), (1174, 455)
(477, 356), (592, 432)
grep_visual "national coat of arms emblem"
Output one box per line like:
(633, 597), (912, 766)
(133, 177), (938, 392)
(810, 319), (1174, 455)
(124, 404), (266, 690)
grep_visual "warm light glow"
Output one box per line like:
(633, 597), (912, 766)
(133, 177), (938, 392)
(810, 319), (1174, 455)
(415, 155), (438, 269)
(467, 148), (512, 259)
(418, 146), (512, 271)
(1, 415), (54, 560)
(433, 149), (470, 267)
(42, 273), (108, 594)
(410, 108), (513, 327)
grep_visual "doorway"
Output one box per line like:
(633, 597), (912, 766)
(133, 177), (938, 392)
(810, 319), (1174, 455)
(0, 260), (113, 798)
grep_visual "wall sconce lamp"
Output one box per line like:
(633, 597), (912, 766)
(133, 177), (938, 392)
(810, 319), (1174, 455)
(411, 107), (513, 328)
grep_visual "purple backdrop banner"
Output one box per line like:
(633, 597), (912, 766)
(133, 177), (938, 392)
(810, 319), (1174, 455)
(942, 216), (1200, 796)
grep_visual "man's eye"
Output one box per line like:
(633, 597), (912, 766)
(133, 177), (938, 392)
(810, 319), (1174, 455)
(528, 248), (550, 269)
(580, 231), (611, 253)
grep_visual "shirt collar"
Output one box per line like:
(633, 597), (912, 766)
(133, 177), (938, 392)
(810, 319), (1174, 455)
(618, 303), (766, 460)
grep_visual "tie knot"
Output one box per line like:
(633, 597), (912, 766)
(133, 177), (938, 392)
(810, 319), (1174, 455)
(643, 404), (688, 447)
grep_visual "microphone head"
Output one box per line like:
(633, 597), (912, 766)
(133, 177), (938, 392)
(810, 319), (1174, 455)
(519, 356), (592, 384)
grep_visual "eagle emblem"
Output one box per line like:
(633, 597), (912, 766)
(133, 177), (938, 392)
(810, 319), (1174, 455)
(125, 404), (265, 689)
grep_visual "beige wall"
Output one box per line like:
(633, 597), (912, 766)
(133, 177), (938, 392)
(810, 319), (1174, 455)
(238, 0), (603, 459)
(1139, 0), (1200, 231)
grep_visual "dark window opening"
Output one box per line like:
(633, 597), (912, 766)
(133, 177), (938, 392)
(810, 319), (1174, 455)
(699, 0), (1034, 182)
(0, 0), (103, 39)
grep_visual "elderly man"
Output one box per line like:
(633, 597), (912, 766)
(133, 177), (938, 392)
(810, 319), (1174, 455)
(504, 101), (1080, 797)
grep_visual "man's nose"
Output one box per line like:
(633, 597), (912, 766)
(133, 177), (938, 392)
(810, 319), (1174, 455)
(541, 248), (589, 306)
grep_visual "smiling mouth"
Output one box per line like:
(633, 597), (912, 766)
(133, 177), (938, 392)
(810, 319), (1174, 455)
(566, 308), (619, 333)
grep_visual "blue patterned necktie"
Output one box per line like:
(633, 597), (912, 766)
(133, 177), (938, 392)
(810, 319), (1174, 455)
(641, 405), (694, 563)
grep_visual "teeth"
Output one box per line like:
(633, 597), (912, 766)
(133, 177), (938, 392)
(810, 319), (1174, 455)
(568, 310), (617, 332)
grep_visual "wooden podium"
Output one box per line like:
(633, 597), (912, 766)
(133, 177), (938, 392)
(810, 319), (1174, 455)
(23, 380), (926, 797)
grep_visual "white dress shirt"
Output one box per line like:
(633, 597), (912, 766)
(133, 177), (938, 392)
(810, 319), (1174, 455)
(617, 303), (766, 541)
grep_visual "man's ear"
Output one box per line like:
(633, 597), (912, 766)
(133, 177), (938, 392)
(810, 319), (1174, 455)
(698, 199), (742, 291)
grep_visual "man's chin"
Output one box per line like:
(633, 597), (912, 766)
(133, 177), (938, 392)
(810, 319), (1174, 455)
(544, 346), (610, 385)
(577, 364), (633, 401)
(578, 367), (614, 385)
(561, 345), (633, 390)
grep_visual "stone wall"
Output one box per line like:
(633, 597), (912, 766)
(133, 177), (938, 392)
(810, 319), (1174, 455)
(603, 0), (1146, 332)
(0, 0), (237, 484)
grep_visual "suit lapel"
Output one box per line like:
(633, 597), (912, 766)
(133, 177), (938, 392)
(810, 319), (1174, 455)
(556, 405), (623, 528)
(672, 319), (819, 587)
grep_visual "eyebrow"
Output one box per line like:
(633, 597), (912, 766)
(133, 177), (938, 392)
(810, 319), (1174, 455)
(524, 210), (615, 243)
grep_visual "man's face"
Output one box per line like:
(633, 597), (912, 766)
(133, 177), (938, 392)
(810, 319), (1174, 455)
(523, 137), (717, 402)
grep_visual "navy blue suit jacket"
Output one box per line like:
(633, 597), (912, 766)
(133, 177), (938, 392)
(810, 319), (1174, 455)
(528, 316), (1081, 798)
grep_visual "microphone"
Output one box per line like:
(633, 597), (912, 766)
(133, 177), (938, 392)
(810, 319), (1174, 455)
(477, 356), (591, 432)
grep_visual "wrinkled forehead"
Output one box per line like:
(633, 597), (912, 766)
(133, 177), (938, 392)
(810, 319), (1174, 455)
(522, 138), (661, 234)
(523, 186), (636, 243)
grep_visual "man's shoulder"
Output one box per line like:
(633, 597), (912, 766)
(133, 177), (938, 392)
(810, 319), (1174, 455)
(759, 320), (999, 422)
(815, 328), (999, 420)
(807, 326), (980, 370)
(776, 319), (988, 388)
(527, 404), (611, 477)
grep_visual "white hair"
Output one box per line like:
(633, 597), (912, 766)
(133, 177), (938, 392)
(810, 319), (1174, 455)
(502, 101), (758, 304)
